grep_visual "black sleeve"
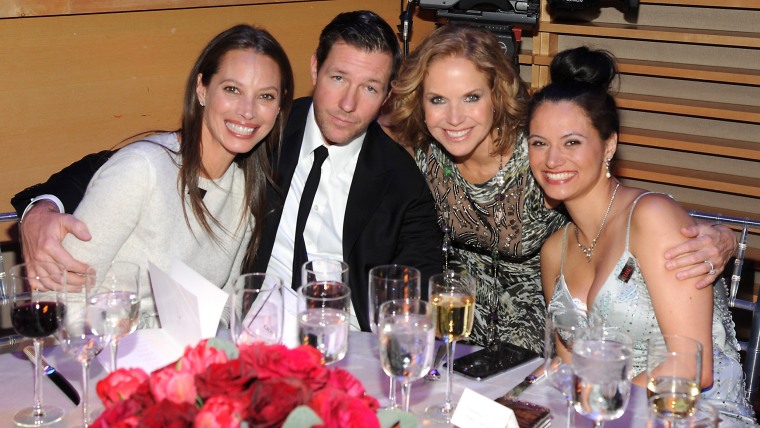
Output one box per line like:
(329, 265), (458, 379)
(11, 150), (116, 216)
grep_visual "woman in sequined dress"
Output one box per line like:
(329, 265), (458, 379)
(387, 24), (738, 353)
(529, 46), (754, 424)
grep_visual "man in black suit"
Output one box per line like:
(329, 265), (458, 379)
(12, 11), (442, 335)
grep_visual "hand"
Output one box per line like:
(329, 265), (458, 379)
(20, 200), (91, 289)
(664, 222), (737, 289)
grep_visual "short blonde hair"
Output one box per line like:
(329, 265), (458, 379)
(389, 23), (529, 155)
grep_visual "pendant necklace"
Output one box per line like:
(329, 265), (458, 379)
(574, 182), (620, 262)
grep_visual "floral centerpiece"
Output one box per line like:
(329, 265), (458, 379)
(91, 338), (412, 428)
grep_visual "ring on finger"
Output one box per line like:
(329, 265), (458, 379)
(704, 259), (716, 276)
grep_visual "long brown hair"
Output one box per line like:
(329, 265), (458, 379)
(389, 23), (529, 156)
(178, 25), (294, 259)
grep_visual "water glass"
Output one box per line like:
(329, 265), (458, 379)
(648, 395), (718, 427)
(646, 334), (703, 418)
(301, 259), (349, 287)
(572, 326), (633, 427)
(378, 298), (435, 413)
(231, 273), (284, 345)
(297, 281), (351, 364)
(545, 307), (589, 427)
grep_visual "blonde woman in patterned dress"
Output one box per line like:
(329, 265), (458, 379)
(387, 24), (738, 353)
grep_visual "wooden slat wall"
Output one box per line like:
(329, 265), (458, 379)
(530, 0), (760, 295)
(0, 1), (437, 242)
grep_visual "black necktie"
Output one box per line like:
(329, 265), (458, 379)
(292, 145), (329, 289)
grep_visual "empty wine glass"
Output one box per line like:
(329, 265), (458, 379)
(297, 280), (351, 364)
(572, 326), (633, 427)
(231, 273), (284, 345)
(57, 271), (109, 427)
(425, 271), (476, 423)
(369, 264), (421, 410)
(545, 307), (590, 428)
(87, 261), (140, 372)
(646, 334), (703, 425)
(9, 261), (66, 427)
(378, 298), (435, 413)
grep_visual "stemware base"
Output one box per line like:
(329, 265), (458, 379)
(13, 406), (65, 427)
(424, 404), (455, 423)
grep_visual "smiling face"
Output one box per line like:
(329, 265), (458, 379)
(528, 101), (616, 202)
(422, 56), (495, 163)
(196, 48), (282, 175)
(310, 41), (392, 145)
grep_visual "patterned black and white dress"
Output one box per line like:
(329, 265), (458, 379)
(415, 135), (567, 353)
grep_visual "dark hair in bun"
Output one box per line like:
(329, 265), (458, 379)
(528, 46), (620, 141)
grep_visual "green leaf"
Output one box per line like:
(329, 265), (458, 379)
(206, 337), (239, 359)
(377, 409), (418, 428)
(282, 406), (323, 428)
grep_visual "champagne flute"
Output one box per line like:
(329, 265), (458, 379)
(57, 270), (109, 427)
(378, 298), (435, 413)
(297, 280), (351, 364)
(87, 261), (140, 372)
(544, 307), (589, 428)
(572, 326), (633, 427)
(9, 262), (66, 427)
(646, 334), (703, 421)
(425, 271), (476, 423)
(368, 264), (421, 410)
(231, 273), (284, 345)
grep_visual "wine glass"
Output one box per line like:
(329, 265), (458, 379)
(544, 307), (590, 428)
(368, 264), (421, 410)
(646, 334), (703, 421)
(572, 326), (633, 427)
(87, 261), (140, 372)
(56, 271), (109, 427)
(297, 280), (351, 364)
(9, 261), (66, 427)
(378, 298), (435, 413)
(425, 271), (476, 423)
(230, 273), (284, 345)
(648, 394), (718, 428)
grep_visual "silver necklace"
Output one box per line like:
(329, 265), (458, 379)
(574, 182), (620, 262)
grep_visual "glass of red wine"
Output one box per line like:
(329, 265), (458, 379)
(10, 262), (67, 427)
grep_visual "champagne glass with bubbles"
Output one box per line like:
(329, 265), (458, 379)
(369, 265), (421, 410)
(87, 261), (140, 372)
(378, 298), (435, 413)
(572, 326), (633, 427)
(425, 271), (476, 423)
(10, 262), (66, 427)
(57, 271), (109, 427)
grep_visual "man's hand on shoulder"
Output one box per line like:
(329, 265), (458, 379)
(21, 200), (91, 286)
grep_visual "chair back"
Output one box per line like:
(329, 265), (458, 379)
(689, 211), (760, 405)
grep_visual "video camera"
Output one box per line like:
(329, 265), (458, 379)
(416, 0), (540, 64)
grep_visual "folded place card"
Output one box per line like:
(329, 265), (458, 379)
(451, 388), (519, 428)
(97, 261), (229, 373)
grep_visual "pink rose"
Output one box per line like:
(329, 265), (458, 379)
(96, 368), (150, 408)
(240, 343), (328, 390)
(195, 359), (257, 400)
(90, 398), (145, 428)
(326, 368), (379, 411)
(309, 388), (380, 428)
(194, 395), (247, 428)
(176, 339), (229, 375)
(150, 366), (197, 405)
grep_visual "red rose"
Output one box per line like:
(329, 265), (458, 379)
(175, 339), (229, 375)
(240, 343), (328, 390)
(96, 368), (150, 408)
(195, 359), (257, 400)
(194, 395), (247, 428)
(150, 365), (197, 405)
(309, 388), (380, 428)
(139, 400), (197, 427)
(325, 368), (379, 411)
(90, 397), (145, 428)
(245, 377), (312, 428)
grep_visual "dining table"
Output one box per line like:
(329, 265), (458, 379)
(0, 332), (650, 427)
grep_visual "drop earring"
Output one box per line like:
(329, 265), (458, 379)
(605, 158), (611, 179)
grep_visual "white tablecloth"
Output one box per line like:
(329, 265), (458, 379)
(0, 332), (649, 427)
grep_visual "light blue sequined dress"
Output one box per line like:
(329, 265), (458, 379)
(547, 193), (756, 426)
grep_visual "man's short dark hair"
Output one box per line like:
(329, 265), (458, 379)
(314, 10), (402, 92)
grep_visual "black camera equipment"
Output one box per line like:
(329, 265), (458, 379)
(547, 0), (638, 13)
(411, 0), (540, 65)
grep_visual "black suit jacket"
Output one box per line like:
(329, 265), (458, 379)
(253, 98), (442, 331)
(11, 98), (443, 332)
